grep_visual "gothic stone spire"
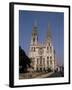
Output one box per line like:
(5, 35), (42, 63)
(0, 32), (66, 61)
(46, 23), (52, 42)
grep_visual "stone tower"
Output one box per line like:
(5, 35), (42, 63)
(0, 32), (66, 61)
(31, 21), (38, 45)
(45, 24), (55, 71)
(28, 21), (38, 71)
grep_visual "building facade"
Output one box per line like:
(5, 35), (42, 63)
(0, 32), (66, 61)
(28, 22), (56, 72)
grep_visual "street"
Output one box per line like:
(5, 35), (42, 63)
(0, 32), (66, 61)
(47, 71), (64, 78)
(19, 71), (64, 79)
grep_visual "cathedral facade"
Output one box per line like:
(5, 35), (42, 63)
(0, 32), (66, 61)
(28, 22), (56, 72)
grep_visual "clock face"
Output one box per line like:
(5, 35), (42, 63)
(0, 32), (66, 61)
(38, 48), (44, 55)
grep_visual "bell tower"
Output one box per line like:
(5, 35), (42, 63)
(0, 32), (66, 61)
(31, 21), (38, 45)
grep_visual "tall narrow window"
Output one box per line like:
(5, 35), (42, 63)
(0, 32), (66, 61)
(49, 43), (50, 46)
(50, 46), (52, 53)
(33, 37), (35, 42)
(50, 56), (52, 65)
(47, 56), (49, 59)
(43, 58), (45, 66)
(47, 47), (49, 53)
(37, 58), (39, 65)
(47, 56), (49, 66)
(50, 60), (52, 65)
(47, 60), (49, 66)
(34, 47), (35, 52)
(40, 56), (42, 65)
(50, 56), (52, 59)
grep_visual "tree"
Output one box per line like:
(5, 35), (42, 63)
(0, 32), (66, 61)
(19, 46), (31, 73)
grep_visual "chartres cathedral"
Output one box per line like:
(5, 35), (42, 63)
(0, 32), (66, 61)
(28, 22), (56, 72)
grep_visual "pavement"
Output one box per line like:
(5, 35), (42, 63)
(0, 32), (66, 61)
(47, 71), (64, 78)
(35, 72), (54, 78)
(19, 71), (54, 79)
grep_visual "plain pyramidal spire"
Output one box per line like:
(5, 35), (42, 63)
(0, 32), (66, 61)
(46, 23), (52, 41)
(32, 20), (38, 36)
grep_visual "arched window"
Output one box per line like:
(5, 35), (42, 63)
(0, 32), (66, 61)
(49, 43), (50, 46)
(47, 47), (49, 53)
(47, 57), (49, 66)
(47, 60), (49, 66)
(33, 37), (35, 42)
(50, 60), (52, 65)
(50, 56), (52, 65)
(34, 47), (35, 52)
(50, 46), (52, 53)
(37, 58), (39, 65)
(47, 56), (49, 59)
(40, 56), (42, 65)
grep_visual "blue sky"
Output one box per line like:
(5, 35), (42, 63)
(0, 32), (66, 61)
(19, 10), (64, 65)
